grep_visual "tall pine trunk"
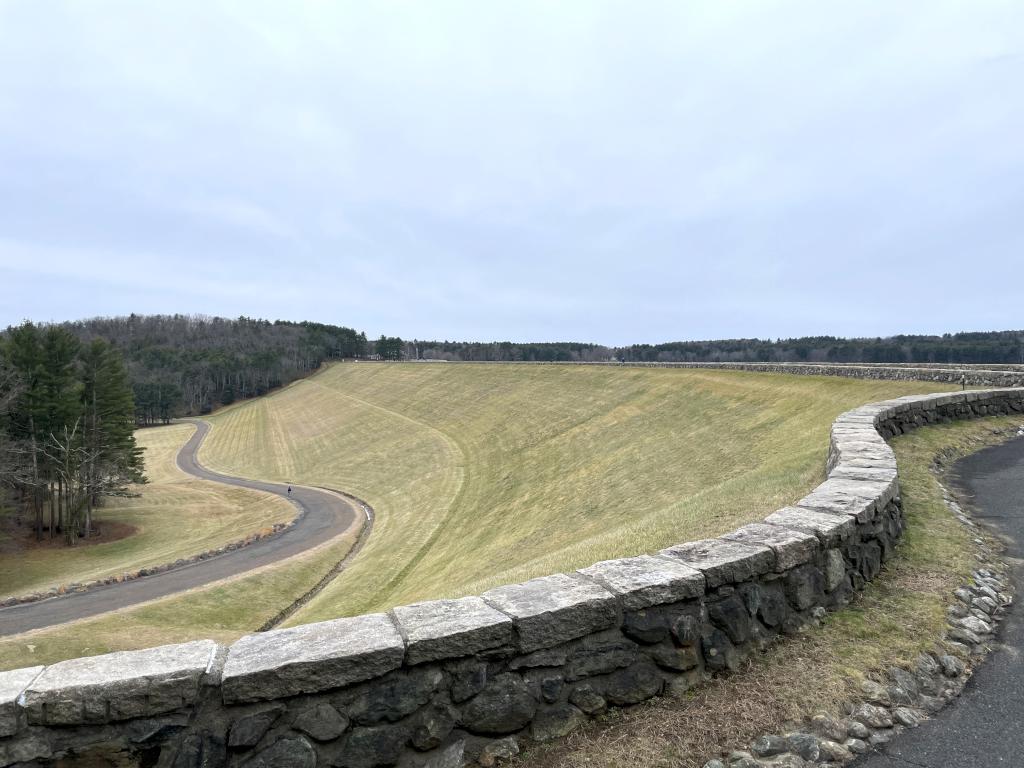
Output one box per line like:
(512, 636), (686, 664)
(29, 417), (41, 540)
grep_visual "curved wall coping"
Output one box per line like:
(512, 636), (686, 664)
(2, 387), (1023, 767)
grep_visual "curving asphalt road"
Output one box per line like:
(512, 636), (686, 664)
(856, 434), (1024, 767)
(0, 420), (362, 637)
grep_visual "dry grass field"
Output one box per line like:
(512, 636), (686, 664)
(0, 422), (295, 599)
(197, 362), (957, 623)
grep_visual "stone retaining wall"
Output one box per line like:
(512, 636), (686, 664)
(2, 388), (1024, 768)
(455, 360), (1024, 388)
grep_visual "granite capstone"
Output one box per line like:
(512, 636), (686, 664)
(721, 523), (819, 572)
(577, 555), (705, 610)
(392, 597), (514, 665)
(22, 640), (217, 726)
(659, 538), (774, 588)
(221, 614), (405, 704)
(0, 667), (42, 737)
(481, 574), (618, 652)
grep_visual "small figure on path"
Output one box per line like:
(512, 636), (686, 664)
(287, 485), (292, 495)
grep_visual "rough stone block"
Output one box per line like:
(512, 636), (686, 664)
(392, 597), (514, 665)
(797, 478), (893, 523)
(722, 523), (819, 571)
(239, 736), (317, 768)
(659, 538), (774, 588)
(764, 507), (856, 548)
(531, 702), (586, 741)
(835, 454), (898, 471)
(482, 574), (618, 653)
(23, 640), (217, 726)
(460, 673), (537, 735)
(294, 702), (349, 741)
(829, 465), (898, 484)
(564, 635), (637, 681)
(0, 731), (51, 765)
(342, 666), (444, 725)
(578, 554), (705, 610)
(400, 740), (465, 767)
(831, 440), (895, 461)
(0, 665), (42, 737)
(222, 614), (404, 704)
(228, 706), (283, 748)
(837, 405), (885, 421)
(835, 410), (881, 422)
(831, 426), (885, 442)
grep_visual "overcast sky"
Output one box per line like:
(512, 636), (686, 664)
(0, 1), (1021, 345)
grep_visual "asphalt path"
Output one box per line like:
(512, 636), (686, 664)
(856, 434), (1024, 768)
(0, 420), (360, 636)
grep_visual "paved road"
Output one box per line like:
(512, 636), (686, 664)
(856, 434), (1024, 768)
(0, 420), (360, 636)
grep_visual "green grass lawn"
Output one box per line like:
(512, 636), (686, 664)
(0, 422), (295, 599)
(197, 363), (957, 622)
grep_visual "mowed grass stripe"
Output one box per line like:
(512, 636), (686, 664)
(202, 377), (463, 617)
(302, 380), (470, 610)
(197, 363), (956, 624)
(0, 518), (360, 671)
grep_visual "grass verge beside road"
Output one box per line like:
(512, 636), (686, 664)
(0, 422), (295, 600)
(0, 522), (359, 671)
(513, 415), (1021, 768)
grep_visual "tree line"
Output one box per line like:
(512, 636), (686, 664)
(63, 315), (369, 423)
(396, 331), (1024, 365)
(9, 316), (1024, 429)
(0, 323), (142, 543)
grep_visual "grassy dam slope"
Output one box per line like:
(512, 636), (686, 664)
(199, 363), (956, 624)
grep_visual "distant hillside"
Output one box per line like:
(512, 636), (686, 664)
(406, 331), (1024, 366)
(62, 315), (368, 423)
(7, 315), (1024, 422)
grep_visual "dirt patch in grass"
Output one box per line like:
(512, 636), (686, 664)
(514, 416), (1021, 768)
(0, 521), (139, 554)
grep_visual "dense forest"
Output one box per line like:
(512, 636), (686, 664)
(0, 323), (141, 543)
(62, 315), (369, 424)
(403, 331), (1024, 365)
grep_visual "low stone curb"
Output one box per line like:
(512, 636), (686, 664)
(1, 388), (1023, 768)
(0, 521), (295, 610)
(451, 361), (1024, 389)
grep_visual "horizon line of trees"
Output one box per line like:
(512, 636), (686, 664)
(58, 314), (369, 423)
(6, 316), (1023, 428)
(1, 322), (142, 544)
(394, 331), (1024, 365)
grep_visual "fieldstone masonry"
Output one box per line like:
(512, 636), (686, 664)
(2, 387), (1023, 767)
(515, 360), (1024, 389)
